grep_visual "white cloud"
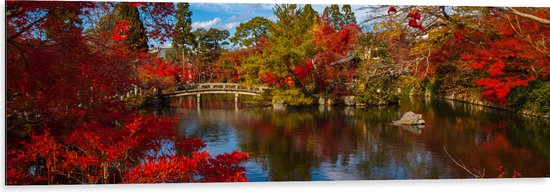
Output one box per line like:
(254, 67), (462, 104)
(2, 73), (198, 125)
(258, 4), (274, 10)
(352, 5), (372, 24)
(228, 15), (238, 22)
(187, 3), (373, 33)
(191, 3), (276, 24)
(192, 3), (273, 14)
(267, 15), (278, 22)
(222, 22), (239, 29)
(191, 18), (222, 29)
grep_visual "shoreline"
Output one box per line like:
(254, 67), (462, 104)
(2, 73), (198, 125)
(152, 92), (550, 120)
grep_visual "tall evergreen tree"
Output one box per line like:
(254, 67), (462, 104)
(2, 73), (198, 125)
(98, 2), (148, 51)
(329, 5), (343, 29)
(302, 4), (319, 28)
(172, 2), (194, 62)
(342, 4), (356, 24)
(206, 28), (230, 53)
(193, 27), (229, 82)
(230, 17), (273, 47)
(193, 28), (229, 62)
(322, 5), (344, 29)
(322, 7), (330, 18)
(240, 4), (317, 96)
(45, 3), (83, 38)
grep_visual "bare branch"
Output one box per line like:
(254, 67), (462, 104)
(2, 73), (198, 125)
(6, 7), (23, 18)
(8, 15), (47, 40)
(507, 7), (550, 24)
(443, 146), (485, 178)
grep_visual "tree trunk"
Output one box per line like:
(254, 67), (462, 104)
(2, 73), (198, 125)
(286, 64), (311, 97)
(181, 47), (185, 83)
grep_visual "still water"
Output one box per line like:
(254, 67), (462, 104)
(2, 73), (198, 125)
(154, 95), (550, 181)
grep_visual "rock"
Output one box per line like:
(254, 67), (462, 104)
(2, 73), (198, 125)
(272, 99), (287, 110)
(318, 97), (334, 106)
(326, 98), (334, 106)
(343, 96), (356, 106)
(393, 111), (425, 125)
(318, 97), (326, 105)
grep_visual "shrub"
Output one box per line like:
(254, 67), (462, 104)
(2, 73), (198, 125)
(354, 74), (399, 106)
(7, 113), (250, 184)
(510, 79), (550, 116)
(271, 88), (314, 106)
(397, 75), (423, 95)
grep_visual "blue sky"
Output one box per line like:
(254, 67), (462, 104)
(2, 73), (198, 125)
(188, 4), (275, 34)
(155, 3), (368, 47)
(188, 3), (368, 32)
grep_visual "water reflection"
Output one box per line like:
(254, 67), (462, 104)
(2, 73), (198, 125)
(154, 95), (550, 181)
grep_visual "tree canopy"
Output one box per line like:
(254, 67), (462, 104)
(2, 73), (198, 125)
(171, 2), (194, 62)
(98, 2), (149, 51)
(6, 1), (249, 185)
(230, 17), (273, 47)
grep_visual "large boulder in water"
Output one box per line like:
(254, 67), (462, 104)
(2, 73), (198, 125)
(393, 111), (425, 125)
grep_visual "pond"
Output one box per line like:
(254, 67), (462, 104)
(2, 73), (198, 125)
(153, 95), (550, 181)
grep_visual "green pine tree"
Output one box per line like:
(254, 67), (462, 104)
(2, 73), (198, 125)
(172, 2), (194, 62)
(230, 17), (273, 47)
(329, 4), (343, 29)
(302, 4), (319, 28)
(193, 27), (229, 82)
(240, 4), (317, 99)
(342, 4), (357, 24)
(98, 2), (148, 51)
(322, 4), (344, 29)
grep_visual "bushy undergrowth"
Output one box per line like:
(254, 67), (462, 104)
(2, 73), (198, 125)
(397, 75), (423, 95)
(428, 64), (480, 98)
(355, 74), (399, 106)
(271, 88), (314, 106)
(509, 79), (550, 116)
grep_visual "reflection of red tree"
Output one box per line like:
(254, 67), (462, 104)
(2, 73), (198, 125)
(414, 107), (541, 178)
(242, 113), (358, 163)
(251, 121), (276, 140)
(315, 119), (355, 158)
(236, 104), (547, 178)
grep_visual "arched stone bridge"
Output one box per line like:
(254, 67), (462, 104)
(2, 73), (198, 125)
(163, 83), (269, 104)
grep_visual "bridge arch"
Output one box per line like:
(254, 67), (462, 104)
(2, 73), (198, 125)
(162, 83), (269, 106)
(163, 83), (268, 97)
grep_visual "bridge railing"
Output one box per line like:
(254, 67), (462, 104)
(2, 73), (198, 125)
(173, 83), (269, 93)
(115, 84), (156, 101)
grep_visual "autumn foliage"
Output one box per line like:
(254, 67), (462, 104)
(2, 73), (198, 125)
(6, 1), (249, 185)
(312, 22), (362, 94)
(138, 57), (183, 87)
(6, 0), (549, 184)
(7, 113), (249, 184)
(459, 11), (550, 104)
(382, 6), (550, 105)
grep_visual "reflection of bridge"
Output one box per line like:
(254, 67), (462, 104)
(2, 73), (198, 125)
(163, 83), (269, 104)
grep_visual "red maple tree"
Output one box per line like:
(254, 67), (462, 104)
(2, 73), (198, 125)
(6, 1), (250, 185)
(460, 11), (550, 104)
(313, 22), (362, 94)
